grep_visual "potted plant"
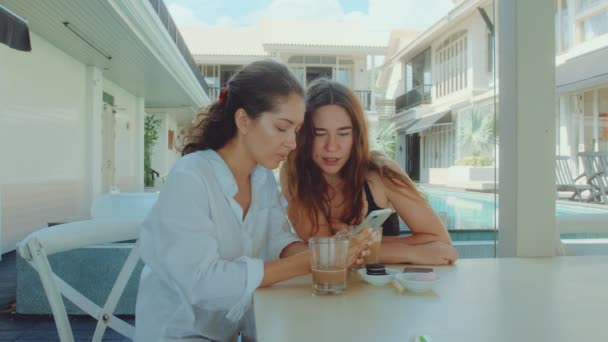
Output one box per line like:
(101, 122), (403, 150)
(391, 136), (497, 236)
(144, 114), (161, 187)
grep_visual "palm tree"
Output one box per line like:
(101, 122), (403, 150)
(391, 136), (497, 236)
(369, 121), (397, 159)
(459, 110), (496, 157)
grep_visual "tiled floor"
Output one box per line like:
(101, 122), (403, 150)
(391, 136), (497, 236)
(0, 251), (133, 341)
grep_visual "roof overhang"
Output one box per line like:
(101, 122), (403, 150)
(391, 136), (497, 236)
(383, 0), (492, 67)
(556, 43), (608, 94)
(1, 0), (207, 109)
(405, 110), (452, 134)
(263, 43), (387, 55)
(192, 54), (268, 65)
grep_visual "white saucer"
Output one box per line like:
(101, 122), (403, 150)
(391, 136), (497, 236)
(358, 268), (399, 286)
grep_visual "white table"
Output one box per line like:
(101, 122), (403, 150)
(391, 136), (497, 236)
(253, 256), (608, 341)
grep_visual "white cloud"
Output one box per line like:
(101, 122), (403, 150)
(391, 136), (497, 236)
(369, 0), (454, 30)
(249, 0), (345, 22)
(170, 0), (454, 33)
(247, 0), (452, 35)
(168, 3), (206, 26)
(215, 16), (238, 27)
(344, 0), (454, 34)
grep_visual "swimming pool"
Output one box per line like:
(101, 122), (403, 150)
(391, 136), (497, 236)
(420, 188), (608, 231)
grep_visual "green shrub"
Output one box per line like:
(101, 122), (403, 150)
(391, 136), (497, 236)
(453, 156), (495, 166)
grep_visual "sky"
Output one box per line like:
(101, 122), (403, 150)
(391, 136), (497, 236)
(166, 0), (455, 35)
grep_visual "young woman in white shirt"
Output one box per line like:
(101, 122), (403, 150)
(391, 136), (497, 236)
(134, 60), (372, 341)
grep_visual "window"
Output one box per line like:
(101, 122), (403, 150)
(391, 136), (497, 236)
(435, 30), (468, 98)
(559, 0), (571, 51)
(287, 56), (353, 87)
(578, 0), (602, 11)
(581, 10), (608, 41)
(336, 68), (352, 86)
(202, 65), (219, 88)
(288, 56), (304, 64)
(290, 67), (305, 86)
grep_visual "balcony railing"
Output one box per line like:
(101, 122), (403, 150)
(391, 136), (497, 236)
(208, 86), (221, 102)
(395, 84), (432, 113)
(148, 0), (209, 93)
(207, 87), (373, 111)
(355, 90), (371, 111)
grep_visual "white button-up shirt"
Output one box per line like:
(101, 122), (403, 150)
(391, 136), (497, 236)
(135, 150), (301, 341)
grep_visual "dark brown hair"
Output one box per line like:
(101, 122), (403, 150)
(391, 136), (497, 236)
(181, 60), (304, 154)
(284, 79), (425, 234)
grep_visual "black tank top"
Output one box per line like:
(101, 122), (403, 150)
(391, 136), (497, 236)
(363, 183), (400, 236)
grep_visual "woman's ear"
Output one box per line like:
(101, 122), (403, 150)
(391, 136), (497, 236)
(234, 108), (250, 135)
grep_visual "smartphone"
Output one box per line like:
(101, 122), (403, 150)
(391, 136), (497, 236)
(403, 267), (434, 273)
(350, 208), (393, 236)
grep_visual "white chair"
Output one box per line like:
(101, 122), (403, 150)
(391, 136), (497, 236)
(91, 192), (158, 220)
(579, 152), (608, 204)
(17, 220), (140, 342)
(555, 156), (592, 201)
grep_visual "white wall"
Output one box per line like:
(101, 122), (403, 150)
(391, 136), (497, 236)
(103, 79), (140, 192)
(0, 33), (146, 254)
(0, 33), (89, 253)
(353, 56), (368, 90)
(470, 15), (493, 93)
(385, 63), (404, 100)
(166, 117), (182, 170)
(150, 113), (182, 185)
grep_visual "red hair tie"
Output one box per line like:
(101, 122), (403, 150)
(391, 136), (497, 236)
(219, 88), (228, 105)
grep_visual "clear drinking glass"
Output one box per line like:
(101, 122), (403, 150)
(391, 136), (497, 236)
(363, 227), (383, 265)
(309, 236), (349, 295)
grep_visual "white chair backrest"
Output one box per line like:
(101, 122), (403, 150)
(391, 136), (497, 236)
(91, 192), (158, 221)
(556, 156), (576, 186)
(580, 152), (608, 203)
(17, 219), (140, 342)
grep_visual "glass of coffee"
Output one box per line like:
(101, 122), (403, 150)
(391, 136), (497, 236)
(309, 236), (349, 295)
(363, 227), (383, 265)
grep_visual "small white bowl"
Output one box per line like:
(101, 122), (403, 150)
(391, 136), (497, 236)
(358, 268), (399, 286)
(394, 272), (438, 293)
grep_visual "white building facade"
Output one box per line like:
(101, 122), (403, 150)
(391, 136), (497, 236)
(0, 0), (208, 255)
(380, 0), (608, 189)
(379, 0), (496, 188)
(180, 21), (387, 120)
(555, 0), (608, 172)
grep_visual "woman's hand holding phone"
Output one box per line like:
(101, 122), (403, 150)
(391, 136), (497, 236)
(345, 227), (373, 266)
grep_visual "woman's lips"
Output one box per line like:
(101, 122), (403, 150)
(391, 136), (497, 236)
(322, 157), (340, 166)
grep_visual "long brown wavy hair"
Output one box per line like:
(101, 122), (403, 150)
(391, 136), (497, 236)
(180, 60), (304, 155)
(284, 79), (426, 235)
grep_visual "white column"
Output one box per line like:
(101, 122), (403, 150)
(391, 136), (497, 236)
(593, 89), (599, 151)
(135, 97), (146, 191)
(579, 94), (585, 152)
(498, 0), (557, 257)
(370, 55), (376, 112)
(559, 95), (571, 156)
(85, 66), (104, 215)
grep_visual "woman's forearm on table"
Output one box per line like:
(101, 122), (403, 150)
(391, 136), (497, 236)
(260, 251), (310, 287)
(380, 240), (458, 265)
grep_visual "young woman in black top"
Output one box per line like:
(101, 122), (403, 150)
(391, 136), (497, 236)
(281, 79), (457, 265)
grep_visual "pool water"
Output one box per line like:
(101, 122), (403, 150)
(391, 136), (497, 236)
(415, 188), (608, 231)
